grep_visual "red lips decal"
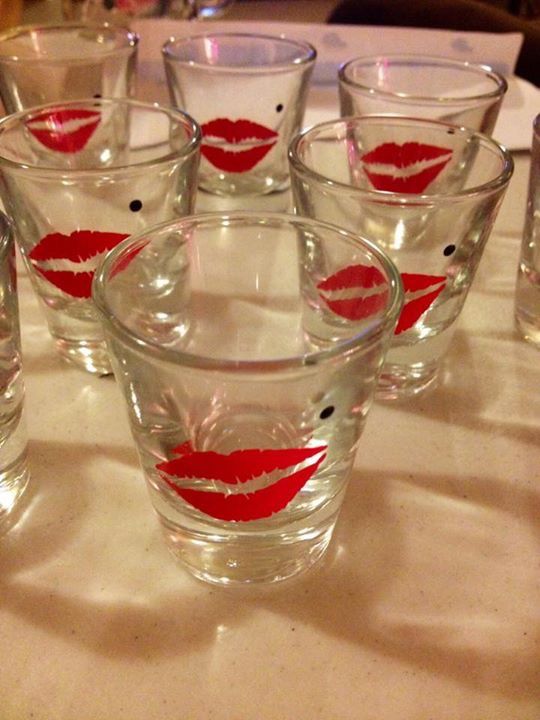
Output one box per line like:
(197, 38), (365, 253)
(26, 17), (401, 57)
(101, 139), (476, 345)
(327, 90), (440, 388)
(319, 265), (445, 334)
(361, 142), (453, 193)
(396, 273), (446, 334)
(26, 108), (101, 153)
(156, 441), (327, 522)
(317, 264), (389, 321)
(29, 230), (129, 298)
(201, 118), (278, 173)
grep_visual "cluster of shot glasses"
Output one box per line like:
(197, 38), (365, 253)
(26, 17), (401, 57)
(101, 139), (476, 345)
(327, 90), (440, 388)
(0, 22), (535, 586)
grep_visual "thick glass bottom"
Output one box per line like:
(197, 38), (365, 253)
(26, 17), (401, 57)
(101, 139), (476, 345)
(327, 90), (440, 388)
(54, 336), (113, 375)
(515, 263), (540, 349)
(198, 174), (289, 197)
(0, 449), (30, 533)
(159, 511), (338, 586)
(515, 312), (540, 349)
(376, 359), (440, 400)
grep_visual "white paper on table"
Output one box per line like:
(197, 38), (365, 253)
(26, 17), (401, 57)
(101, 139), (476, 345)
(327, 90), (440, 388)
(134, 19), (523, 77)
(133, 18), (539, 151)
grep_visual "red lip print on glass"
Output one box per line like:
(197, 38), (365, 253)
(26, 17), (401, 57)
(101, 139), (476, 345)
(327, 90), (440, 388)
(361, 142), (453, 194)
(157, 442), (328, 522)
(25, 108), (101, 153)
(316, 264), (390, 322)
(29, 229), (129, 298)
(316, 264), (446, 335)
(200, 118), (278, 173)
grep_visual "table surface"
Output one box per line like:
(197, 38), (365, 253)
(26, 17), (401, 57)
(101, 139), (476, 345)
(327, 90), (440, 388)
(1, 19), (540, 720)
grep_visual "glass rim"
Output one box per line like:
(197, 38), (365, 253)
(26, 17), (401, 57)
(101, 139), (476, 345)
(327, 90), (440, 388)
(338, 54), (508, 104)
(0, 22), (139, 64)
(93, 211), (403, 373)
(162, 31), (317, 72)
(0, 97), (202, 177)
(288, 115), (514, 204)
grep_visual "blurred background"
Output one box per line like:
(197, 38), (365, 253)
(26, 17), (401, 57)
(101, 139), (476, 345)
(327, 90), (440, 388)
(1, 0), (340, 27)
(0, 0), (538, 85)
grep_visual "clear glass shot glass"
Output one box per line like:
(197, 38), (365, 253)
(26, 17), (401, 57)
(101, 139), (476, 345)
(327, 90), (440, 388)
(289, 115), (514, 399)
(163, 32), (316, 196)
(0, 23), (139, 115)
(0, 211), (29, 532)
(93, 211), (402, 585)
(515, 113), (540, 347)
(0, 98), (201, 375)
(338, 54), (507, 135)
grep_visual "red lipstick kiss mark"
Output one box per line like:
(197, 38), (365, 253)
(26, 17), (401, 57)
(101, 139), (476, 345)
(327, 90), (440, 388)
(201, 118), (278, 173)
(29, 230), (129, 298)
(26, 108), (101, 153)
(396, 272), (446, 334)
(361, 142), (453, 193)
(156, 442), (327, 522)
(317, 264), (389, 321)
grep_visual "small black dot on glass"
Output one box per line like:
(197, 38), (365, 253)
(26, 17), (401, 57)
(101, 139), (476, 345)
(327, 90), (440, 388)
(276, 103), (283, 113)
(129, 199), (143, 212)
(447, 128), (455, 135)
(443, 244), (456, 256)
(93, 93), (102, 99)
(319, 405), (335, 420)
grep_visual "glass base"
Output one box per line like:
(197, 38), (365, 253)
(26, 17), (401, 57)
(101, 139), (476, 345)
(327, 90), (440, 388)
(515, 263), (540, 348)
(376, 359), (440, 400)
(0, 449), (30, 533)
(198, 174), (289, 198)
(54, 336), (113, 376)
(515, 313), (540, 349)
(159, 512), (338, 586)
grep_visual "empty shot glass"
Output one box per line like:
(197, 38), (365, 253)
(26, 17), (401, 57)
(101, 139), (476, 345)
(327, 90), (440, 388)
(163, 32), (316, 196)
(0, 211), (29, 531)
(0, 98), (201, 375)
(515, 113), (540, 348)
(0, 23), (138, 115)
(338, 55), (507, 135)
(93, 212), (402, 585)
(289, 116), (514, 399)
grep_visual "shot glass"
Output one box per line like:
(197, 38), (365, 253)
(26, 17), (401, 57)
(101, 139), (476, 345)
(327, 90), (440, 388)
(515, 113), (540, 348)
(93, 212), (402, 585)
(163, 32), (316, 196)
(0, 98), (201, 375)
(0, 23), (138, 115)
(338, 55), (507, 135)
(289, 115), (513, 399)
(0, 211), (29, 531)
